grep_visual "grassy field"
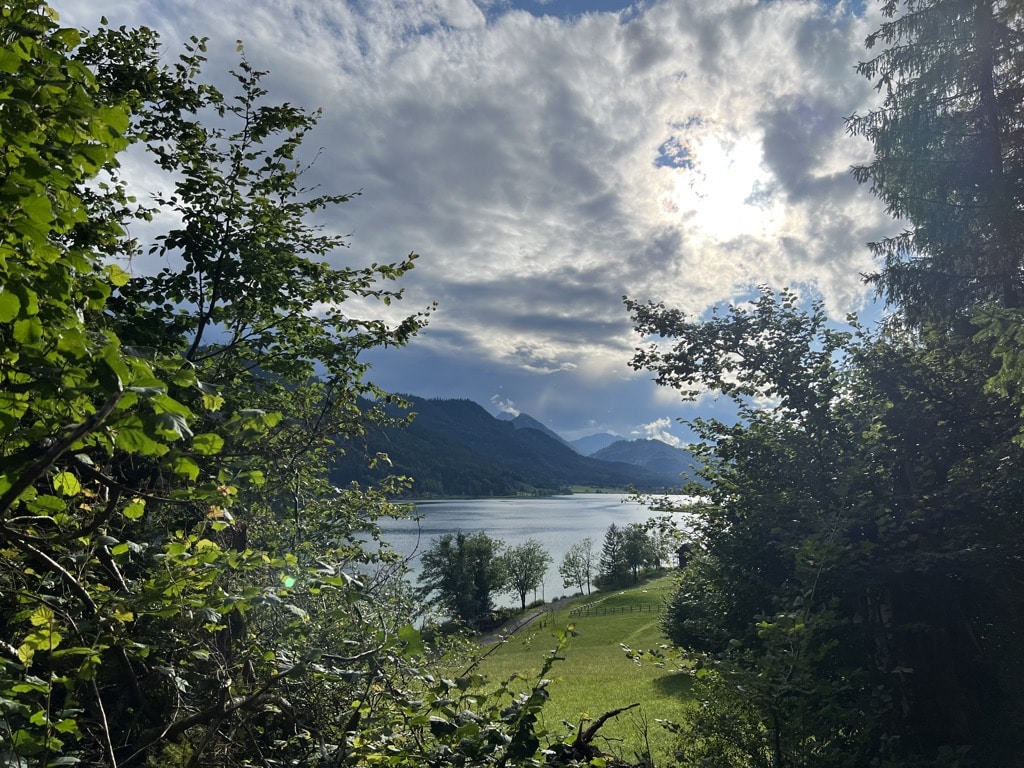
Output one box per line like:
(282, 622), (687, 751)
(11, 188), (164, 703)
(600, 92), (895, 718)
(471, 575), (692, 766)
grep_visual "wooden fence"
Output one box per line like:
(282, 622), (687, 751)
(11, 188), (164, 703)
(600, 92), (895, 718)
(568, 604), (661, 618)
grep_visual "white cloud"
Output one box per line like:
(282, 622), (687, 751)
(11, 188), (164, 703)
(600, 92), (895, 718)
(56, 0), (896, 439)
(631, 417), (683, 448)
(490, 395), (520, 416)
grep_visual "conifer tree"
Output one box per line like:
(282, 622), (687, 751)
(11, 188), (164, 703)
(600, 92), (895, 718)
(848, 0), (1024, 324)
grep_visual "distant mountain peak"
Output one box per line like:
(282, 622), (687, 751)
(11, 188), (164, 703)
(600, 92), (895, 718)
(332, 395), (695, 496)
(570, 432), (620, 456)
(591, 438), (699, 480)
(507, 413), (572, 448)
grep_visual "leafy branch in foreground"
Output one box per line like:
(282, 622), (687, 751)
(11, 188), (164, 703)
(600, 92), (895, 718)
(0, 5), (432, 765)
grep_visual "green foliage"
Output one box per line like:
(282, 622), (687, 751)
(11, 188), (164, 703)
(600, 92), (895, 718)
(848, 0), (1024, 323)
(345, 625), (581, 768)
(0, 5), (436, 765)
(0, 5), (640, 767)
(418, 531), (508, 627)
(629, 287), (1024, 765)
(596, 523), (659, 589)
(559, 536), (596, 595)
(597, 524), (627, 587)
(500, 539), (553, 611)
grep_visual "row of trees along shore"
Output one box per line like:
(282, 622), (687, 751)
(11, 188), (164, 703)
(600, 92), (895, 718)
(416, 525), (669, 627)
(0, 0), (1023, 766)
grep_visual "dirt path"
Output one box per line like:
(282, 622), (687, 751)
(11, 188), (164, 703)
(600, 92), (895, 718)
(478, 595), (582, 644)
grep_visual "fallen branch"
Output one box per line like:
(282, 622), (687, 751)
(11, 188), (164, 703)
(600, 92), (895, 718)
(546, 703), (643, 767)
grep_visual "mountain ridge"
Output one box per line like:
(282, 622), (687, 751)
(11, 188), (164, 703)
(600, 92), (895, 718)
(592, 438), (700, 479)
(571, 432), (620, 455)
(331, 396), (694, 497)
(500, 412), (575, 449)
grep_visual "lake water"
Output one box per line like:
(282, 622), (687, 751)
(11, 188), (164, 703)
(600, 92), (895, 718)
(377, 493), (689, 608)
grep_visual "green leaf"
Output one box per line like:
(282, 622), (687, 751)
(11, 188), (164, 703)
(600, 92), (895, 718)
(122, 498), (145, 520)
(154, 412), (193, 440)
(20, 193), (53, 226)
(52, 471), (81, 497)
(111, 606), (134, 622)
(51, 27), (82, 49)
(398, 624), (424, 657)
(104, 263), (130, 287)
(29, 709), (49, 726)
(152, 392), (192, 417)
(13, 317), (43, 344)
(202, 391), (226, 411)
(0, 46), (20, 73)
(26, 495), (66, 515)
(97, 104), (130, 136)
(192, 432), (224, 455)
(114, 425), (168, 456)
(0, 290), (20, 322)
(170, 456), (200, 481)
(30, 606), (55, 628)
(243, 469), (265, 486)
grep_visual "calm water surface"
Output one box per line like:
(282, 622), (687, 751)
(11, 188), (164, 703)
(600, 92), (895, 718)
(378, 494), (687, 607)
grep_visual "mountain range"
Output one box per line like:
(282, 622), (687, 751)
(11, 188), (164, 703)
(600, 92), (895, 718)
(331, 395), (699, 497)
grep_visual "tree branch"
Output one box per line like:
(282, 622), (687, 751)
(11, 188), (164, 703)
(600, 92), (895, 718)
(0, 392), (123, 518)
(123, 664), (304, 765)
(6, 535), (97, 613)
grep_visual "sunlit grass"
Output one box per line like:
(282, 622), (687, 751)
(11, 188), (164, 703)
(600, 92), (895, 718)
(473, 575), (692, 765)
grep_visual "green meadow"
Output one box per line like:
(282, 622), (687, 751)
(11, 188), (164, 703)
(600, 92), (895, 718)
(473, 575), (693, 765)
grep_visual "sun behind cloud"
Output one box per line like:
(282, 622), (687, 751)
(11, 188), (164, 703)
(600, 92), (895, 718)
(658, 120), (785, 243)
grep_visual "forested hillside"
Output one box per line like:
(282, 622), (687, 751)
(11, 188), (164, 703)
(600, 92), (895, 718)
(591, 438), (700, 479)
(332, 396), (691, 495)
(502, 412), (575, 448)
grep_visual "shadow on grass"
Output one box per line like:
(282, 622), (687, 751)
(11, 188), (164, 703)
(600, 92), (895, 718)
(651, 670), (693, 698)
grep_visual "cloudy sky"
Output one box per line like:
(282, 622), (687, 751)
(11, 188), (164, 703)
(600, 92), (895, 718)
(59, 0), (897, 445)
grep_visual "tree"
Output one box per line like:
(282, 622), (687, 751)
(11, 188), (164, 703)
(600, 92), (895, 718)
(598, 521), (661, 590)
(417, 531), (507, 626)
(847, 0), (1024, 441)
(629, 290), (891, 764)
(620, 2), (1024, 763)
(620, 523), (659, 582)
(0, 7), (429, 765)
(0, 7), (208, 763)
(629, 287), (1024, 765)
(559, 537), (596, 595)
(597, 524), (629, 588)
(848, 0), (1024, 324)
(500, 539), (552, 610)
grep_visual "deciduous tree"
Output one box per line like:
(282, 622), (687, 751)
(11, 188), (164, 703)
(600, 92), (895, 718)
(620, 523), (659, 582)
(417, 531), (507, 626)
(559, 537), (596, 595)
(0, 7), (428, 765)
(500, 539), (552, 609)
(629, 287), (1024, 765)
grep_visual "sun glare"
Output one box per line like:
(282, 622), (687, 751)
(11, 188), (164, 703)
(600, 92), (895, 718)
(661, 133), (783, 242)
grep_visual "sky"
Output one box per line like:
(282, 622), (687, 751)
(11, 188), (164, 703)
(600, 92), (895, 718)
(58, 0), (897, 446)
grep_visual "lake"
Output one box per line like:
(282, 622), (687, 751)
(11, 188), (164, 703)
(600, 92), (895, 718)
(377, 493), (689, 608)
